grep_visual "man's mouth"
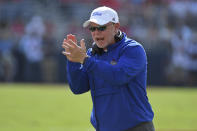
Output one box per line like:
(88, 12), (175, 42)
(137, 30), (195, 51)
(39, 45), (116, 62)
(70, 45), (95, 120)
(96, 37), (104, 42)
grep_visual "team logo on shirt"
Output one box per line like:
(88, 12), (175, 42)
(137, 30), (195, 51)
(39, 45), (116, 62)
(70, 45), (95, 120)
(110, 59), (117, 65)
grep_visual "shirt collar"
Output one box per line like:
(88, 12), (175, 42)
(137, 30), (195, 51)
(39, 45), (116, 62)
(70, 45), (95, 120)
(106, 32), (126, 52)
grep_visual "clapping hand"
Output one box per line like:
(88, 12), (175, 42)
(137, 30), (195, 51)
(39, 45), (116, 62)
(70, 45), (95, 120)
(62, 34), (87, 64)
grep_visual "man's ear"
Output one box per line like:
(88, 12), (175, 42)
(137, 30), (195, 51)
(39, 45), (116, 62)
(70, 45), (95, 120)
(114, 23), (120, 33)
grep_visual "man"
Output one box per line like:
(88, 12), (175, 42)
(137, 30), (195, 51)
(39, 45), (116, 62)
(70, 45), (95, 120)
(62, 6), (155, 131)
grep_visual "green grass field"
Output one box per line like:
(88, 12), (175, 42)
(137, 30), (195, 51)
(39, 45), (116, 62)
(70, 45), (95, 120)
(0, 83), (197, 131)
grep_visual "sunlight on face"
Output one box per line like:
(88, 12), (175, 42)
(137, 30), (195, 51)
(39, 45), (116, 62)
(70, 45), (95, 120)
(90, 22), (118, 49)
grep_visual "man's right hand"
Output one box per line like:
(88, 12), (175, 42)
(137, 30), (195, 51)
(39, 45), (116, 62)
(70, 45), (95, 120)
(62, 34), (87, 64)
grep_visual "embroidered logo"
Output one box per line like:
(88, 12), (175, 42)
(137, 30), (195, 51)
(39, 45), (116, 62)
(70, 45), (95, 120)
(92, 12), (102, 16)
(110, 59), (117, 65)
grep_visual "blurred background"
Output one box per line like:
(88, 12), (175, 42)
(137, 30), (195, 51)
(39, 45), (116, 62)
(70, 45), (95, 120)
(1, 1), (197, 131)
(0, 0), (197, 86)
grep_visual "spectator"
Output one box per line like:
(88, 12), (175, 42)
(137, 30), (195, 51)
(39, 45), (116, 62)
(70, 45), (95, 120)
(0, 19), (16, 82)
(19, 16), (45, 82)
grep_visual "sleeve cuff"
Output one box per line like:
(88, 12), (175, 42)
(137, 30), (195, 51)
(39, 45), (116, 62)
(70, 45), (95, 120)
(82, 56), (94, 72)
(67, 60), (82, 70)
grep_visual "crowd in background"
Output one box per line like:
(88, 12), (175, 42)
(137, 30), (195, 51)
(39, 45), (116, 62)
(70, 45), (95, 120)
(0, 0), (197, 86)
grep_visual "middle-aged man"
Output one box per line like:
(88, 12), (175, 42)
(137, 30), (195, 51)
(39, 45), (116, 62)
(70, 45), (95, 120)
(62, 6), (155, 131)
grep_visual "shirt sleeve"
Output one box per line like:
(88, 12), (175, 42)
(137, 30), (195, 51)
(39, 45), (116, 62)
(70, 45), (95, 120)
(82, 45), (147, 86)
(67, 60), (90, 94)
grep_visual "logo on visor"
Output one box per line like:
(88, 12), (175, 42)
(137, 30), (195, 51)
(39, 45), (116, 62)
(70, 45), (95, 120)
(92, 12), (102, 16)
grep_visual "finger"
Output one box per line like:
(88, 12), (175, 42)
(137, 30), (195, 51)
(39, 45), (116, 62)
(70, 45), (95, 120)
(62, 51), (73, 61)
(62, 39), (70, 47)
(62, 39), (67, 45)
(68, 39), (78, 48)
(67, 34), (77, 43)
(63, 38), (67, 42)
(80, 39), (86, 50)
(62, 51), (71, 56)
(63, 41), (75, 49)
(71, 34), (77, 43)
(62, 44), (69, 49)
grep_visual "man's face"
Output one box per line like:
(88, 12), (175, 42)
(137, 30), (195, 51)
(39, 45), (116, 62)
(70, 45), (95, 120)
(89, 22), (118, 49)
